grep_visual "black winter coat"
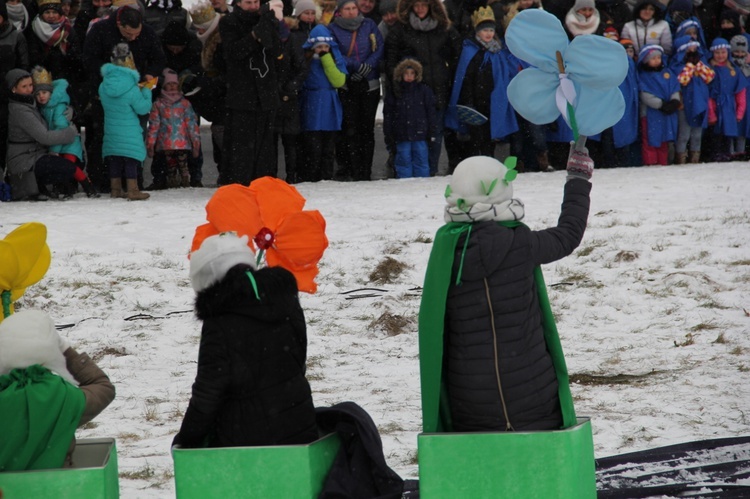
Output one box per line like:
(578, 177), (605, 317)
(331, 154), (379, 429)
(445, 179), (591, 432)
(383, 80), (437, 143)
(173, 265), (318, 448)
(385, 21), (461, 110)
(220, 7), (282, 112)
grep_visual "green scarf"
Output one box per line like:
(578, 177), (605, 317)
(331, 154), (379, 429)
(0, 364), (86, 471)
(418, 221), (576, 433)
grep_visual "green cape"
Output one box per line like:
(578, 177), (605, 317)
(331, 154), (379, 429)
(418, 221), (577, 433)
(0, 364), (86, 471)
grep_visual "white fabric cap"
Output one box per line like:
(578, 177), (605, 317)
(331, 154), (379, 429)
(0, 309), (77, 384)
(189, 233), (257, 292)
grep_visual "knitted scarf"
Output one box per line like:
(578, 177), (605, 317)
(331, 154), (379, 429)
(409, 11), (437, 32)
(6, 2), (29, 31)
(565, 9), (600, 36)
(418, 221), (577, 433)
(0, 365), (85, 471)
(31, 16), (71, 54)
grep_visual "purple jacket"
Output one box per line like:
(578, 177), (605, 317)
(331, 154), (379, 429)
(328, 17), (384, 83)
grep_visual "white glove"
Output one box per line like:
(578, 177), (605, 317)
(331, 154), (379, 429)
(268, 0), (283, 20)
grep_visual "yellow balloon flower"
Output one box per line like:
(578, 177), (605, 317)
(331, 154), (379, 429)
(0, 223), (51, 321)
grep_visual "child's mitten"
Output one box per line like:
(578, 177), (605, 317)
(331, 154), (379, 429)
(566, 142), (594, 181)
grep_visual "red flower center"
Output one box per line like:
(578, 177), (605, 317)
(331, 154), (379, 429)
(254, 227), (275, 250)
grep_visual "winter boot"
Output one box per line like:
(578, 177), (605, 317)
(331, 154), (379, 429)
(537, 151), (555, 172)
(80, 177), (101, 198)
(688, 151), (701, 163)
(110, 178), (125, 198)
(675, 152), (688, 164)
(126, 178), (150, 201)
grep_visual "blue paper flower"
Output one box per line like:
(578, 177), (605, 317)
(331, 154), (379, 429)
(505, 9), (629, 137)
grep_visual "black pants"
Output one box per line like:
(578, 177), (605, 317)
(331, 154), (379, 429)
(222, 108), (277, 185)
(35, 154), (77, 185)
(300, 130), (336, 182)
(336, 88), (380, 181)
(83, 98), (107, 191)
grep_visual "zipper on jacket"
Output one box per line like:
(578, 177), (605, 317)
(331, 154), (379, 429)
(484, 278), (514, 431)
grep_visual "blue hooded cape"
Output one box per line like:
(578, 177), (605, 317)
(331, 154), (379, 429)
(445, 38), (518, 141)
(300, 24), (348, 131)
(708, 60), (747, 137)
(669, 36), (710, 128)
(613, 57), (640, 148)
(638, 48), (680, 146)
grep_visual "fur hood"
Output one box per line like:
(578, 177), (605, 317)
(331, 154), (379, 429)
(632, 0), (663, 22)
(394, 58), (423, 82)
(195, 264), (301, 323)
(396, 0), (451, 29)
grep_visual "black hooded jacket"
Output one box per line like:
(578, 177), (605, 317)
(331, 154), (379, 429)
(445, 179), (591, 432)
(173, 265), (318, 448)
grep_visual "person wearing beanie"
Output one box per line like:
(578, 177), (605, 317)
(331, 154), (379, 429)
(418, 151), (594, 434)
(705, 36), (747, 162)
(327, 0), (383, 181)
(565, 0), (601, 38)
(0, 5), (30, 172)
(665, 0), (693, 33)
(31, 65), (100, 197)
(173, 233), (318, 449)
(146, 67), (201, 188)
(444, 6), (517, 164)
(730, 34), (750, 159)
(0, 309), (115, 470)
(99, 42), (154, 199)
(636, 44), (680, 165)
(719, 9), (742, 42)
(357, 0), (380, 24)
(377, 0), (396, 37)
(621, 0), (672, 55)
(675, 18), (708, 53)
(669, 34), (714, 164)
(142, 0), (191, 38)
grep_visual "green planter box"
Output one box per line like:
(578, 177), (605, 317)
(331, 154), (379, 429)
(418, 417), (596, 498)
(172, 432), (340, 499)
(0, 438), (119, 499)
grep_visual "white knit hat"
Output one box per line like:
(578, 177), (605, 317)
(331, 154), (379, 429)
(0, 309), (77, 384)
(445, 156), (525, 223)
(189, 233), (257, 292)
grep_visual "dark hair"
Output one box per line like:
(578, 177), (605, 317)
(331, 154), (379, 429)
(116, 6), (142, 28)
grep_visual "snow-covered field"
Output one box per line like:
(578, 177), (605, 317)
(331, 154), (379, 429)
(2, 162), (749, 497)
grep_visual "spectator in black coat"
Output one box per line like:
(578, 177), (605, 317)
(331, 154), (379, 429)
(218, 0), (284, 185)
(174, 233), (318, 448)
(81, 6), (165, 192)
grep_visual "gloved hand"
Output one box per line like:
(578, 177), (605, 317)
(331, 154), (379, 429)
(350, 71), (364, 82)
(59, 333), (72, 353)
(660, 99), (681, 115)
(566, 141), (594, 180)
(356, 63), (372, 79)
(264, 0), (283, 20)
(63, 105), (74, 123)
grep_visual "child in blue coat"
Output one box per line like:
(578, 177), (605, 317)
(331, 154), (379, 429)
(637, 44), (680, 165)
(31, 66), (99, 197)
(706, 37), (747, 162)
(383, 58), (437, 178)
(99, 43), (153, 200)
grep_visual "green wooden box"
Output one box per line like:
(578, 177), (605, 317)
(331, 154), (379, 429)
(417, 417), (596, 498)
(172, 432), (341, 499)
(0, 438), (119, 499)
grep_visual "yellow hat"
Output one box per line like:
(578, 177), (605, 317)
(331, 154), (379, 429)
(31, 66), (53, 94)
(190, 0), (216, 28)
(471, 6), (495, 31)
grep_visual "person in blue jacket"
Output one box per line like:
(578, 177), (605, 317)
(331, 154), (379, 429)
(328, 0), (384, 181)
(669, 35), (714, 163)
(99, 42), (153, 200)
(383, 58), (436, 178)
(445, 6), (518, 163)
(706, 37), (747, 162)
(637, 44), (680, 165)
(298, 23), (348, 182)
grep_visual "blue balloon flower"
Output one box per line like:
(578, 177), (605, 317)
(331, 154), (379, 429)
(505, 9), (629, 138)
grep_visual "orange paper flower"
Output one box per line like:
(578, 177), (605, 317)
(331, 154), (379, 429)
(190, 178), (328, 293)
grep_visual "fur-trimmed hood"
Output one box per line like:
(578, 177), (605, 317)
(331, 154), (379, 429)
(396, 0), (451, 29)
(195, 265), (302, 323)
(394, 57), (423, 82)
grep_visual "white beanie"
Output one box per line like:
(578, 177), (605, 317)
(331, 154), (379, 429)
(0, 309), (77, 384)
(573, 0), (595, 11)
(445, 156), (525, 223)
(189, 233), (257, 292)
(294, 0), (317, 16)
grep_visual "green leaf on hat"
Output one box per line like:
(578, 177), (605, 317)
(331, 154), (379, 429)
(481, 178), (498, 196)
(444, 184), (452, 198)
(504, 156), (518, 171)
(504, 169), (518, 185)
(457, 198), (468, 212)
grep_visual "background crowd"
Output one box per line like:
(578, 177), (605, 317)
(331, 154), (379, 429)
(1, 0), (748, 200)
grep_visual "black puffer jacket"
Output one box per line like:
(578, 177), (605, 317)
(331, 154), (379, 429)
(174, 265), (318, 448)
(445, 178), (591, 432)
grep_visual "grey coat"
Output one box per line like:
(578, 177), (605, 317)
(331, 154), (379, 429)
(6, 97), (76, 199)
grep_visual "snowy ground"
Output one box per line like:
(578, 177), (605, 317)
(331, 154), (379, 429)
(2, 162), (749, 497)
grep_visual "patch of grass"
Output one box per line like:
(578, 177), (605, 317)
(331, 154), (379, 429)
(117, 432), (142, 442)
(81, 421), (98, 430)
(383, 243), (403, 255)
(614, 250), (639, 262)
(739, 365), (750, 372)
(570, 371), (666, 386)
(729, 259), (750, 266)
(730, 346), (744, 355)
(577, 240), (606, 257)
(378, 421), (405, 434)
(369, 257), (408, 284)
(690, 321), (718, 332)
(143, 401), (160, 422)
(120, 465), (155, 481)
(714, 333), (727, 344)
(700, 299), (729, 310)
(414, 232), (433, 244)
(369, 311), (414, 336)
(92, 346), (128, 362)
(674, 333), (695, 347)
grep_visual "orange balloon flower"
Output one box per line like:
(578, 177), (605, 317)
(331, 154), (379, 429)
(190, 178), (328, 293)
